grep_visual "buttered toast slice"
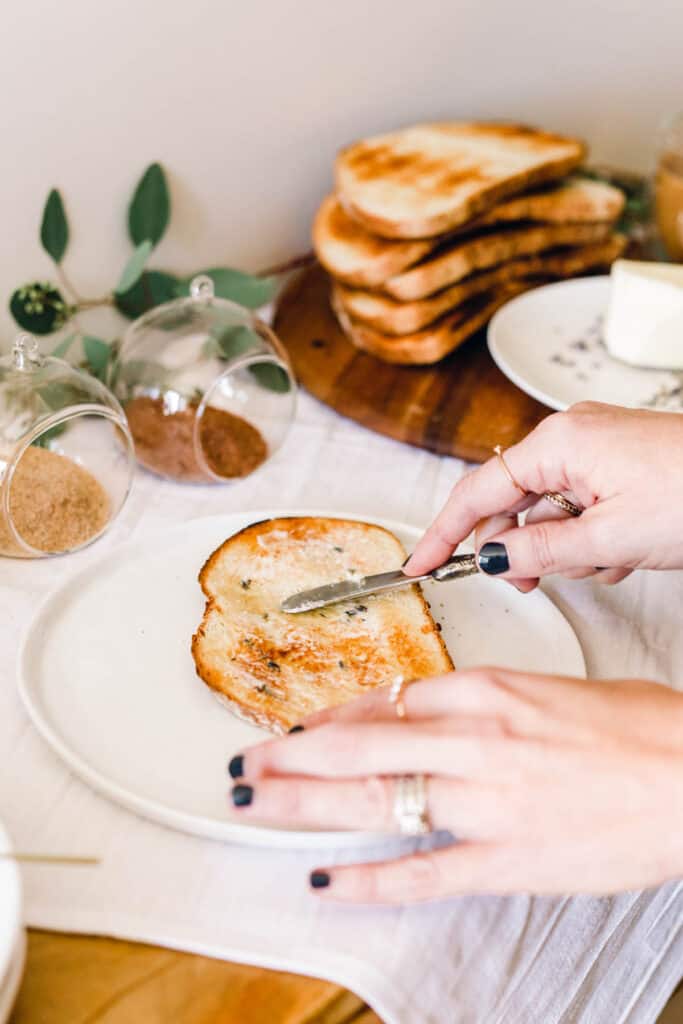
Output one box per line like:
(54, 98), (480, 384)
(192, 517), (453, 733)
(335, 122), (585, 238)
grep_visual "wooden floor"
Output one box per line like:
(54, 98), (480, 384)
(7, 930), (682, 1023)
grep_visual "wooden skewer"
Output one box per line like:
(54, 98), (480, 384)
(0, 852), (100, 866)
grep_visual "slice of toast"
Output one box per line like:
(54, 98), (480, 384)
(313, 195), (435, 288)
(384, 221), (613, 301)
(314, 179), (624, 288)
(192, 517), (453, 733)
(332, 281), (536, 365)
(335, 122), (586, 238)
(334, 235), (626, 335)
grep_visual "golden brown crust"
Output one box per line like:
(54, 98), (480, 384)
(333, 281), (536, 365)
(335, 122), (586, 239)
(334, 235), (626, 335)
(192, 517), (453, 732)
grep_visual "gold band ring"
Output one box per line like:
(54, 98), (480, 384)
(493, 445), (583, 518)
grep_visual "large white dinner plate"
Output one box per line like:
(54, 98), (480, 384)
(488, 276), (683, 413)
(0, 933), (26, 1024)
(19, 510), (585, 849)
(0, 820), (23, 1022)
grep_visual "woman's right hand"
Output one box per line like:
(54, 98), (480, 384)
(405, 402), (683, 589)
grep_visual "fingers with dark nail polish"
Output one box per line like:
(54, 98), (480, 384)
(477, 542), (509, 575)
(231, 784), (253, 807)
(228, 754), (244, 779)
(310, 870), (331, 889)
(288, 725), (304, 734)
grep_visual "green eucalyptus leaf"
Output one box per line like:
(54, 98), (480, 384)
(114, 269), (181, 319)
(248, 361), (291, 393)
(40, 189), (69, 264)
(115, 240), (153, 295)
(179, 268), (277, 309)
(128, 163), (170, 248)
(50, 332), (77, 359)
(83, 335), (112, 381)
(9, 282), (70, 335)
(213, 324), (260, 360)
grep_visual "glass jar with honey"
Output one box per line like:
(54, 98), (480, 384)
(655, 113), (683, 261)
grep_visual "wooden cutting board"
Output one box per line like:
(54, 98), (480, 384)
(273, 264), (549, 463)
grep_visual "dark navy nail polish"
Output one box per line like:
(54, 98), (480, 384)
(310, 870), (331, 889)
(288, 725), (304, 734)
(228, 754), (244, 779)
(401, 556), (411, 568)
(477, 542), (510, 576)
(231, 784), (253, 807)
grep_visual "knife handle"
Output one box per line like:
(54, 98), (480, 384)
(430, 553), (478, 582)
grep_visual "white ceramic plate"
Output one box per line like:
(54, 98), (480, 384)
(0, 820), (23, 1022)
(0, 933), (26, 1024)
(19, 510), (585, 849)
(488, 276), (683, 413)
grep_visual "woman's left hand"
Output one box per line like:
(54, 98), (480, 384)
(228, 669), (683, 903)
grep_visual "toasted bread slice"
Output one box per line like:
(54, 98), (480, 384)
(314, 179), (624, 289)
(384, 221), (613, 301)
(335, 122), (585, 238)
(313, 195), (435, 287)
(334, 235), (626, 335)
(475, 176), (625, 228)
(192, 517), (453, 733)
(332, 281), (536, 365)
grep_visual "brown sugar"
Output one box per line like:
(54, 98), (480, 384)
(124, 396), (267, 482)
(0, 447), (110, 556)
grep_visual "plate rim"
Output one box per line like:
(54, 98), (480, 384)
(18, 508), (586, 850)
(487, 275), (613, 412)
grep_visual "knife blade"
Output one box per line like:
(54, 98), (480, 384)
(280, 552), (478, 613)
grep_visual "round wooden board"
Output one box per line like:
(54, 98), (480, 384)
(273, 264), (550, 464)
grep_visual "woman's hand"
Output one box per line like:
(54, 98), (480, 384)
(404, 402), (683, 590)
(228, 669), (683, 903)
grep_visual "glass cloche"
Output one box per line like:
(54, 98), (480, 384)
(110, 275), (297, 483)
(0, 334), (135, 558)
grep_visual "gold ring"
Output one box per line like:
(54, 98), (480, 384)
(493, 445), (527, 497)
(543, 492), (583, 517)
(495, 445), (583, 518)
(389, 675), (410, 720)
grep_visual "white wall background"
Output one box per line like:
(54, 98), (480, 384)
(1, 0), (681, 344)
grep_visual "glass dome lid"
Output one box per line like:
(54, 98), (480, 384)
(111, 275), (297, 484)
(0, 334), (135, 558)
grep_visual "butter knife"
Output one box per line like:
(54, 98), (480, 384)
(280, 553), (478, 613)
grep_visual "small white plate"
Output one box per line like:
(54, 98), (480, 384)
(0, 820), (23, 1023)
(488, 276), (683, 413)
(19, 510), (585, 849)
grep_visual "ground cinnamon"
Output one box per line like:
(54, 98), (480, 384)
(0, 447), (110, 556)
(124, 396), (267, 482)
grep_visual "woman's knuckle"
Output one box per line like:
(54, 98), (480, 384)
(528, 522), (556, 572)
(363, 775), (392, 824)
(398, 852), (443, 898)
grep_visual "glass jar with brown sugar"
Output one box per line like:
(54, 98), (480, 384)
(110, 276), (297, 484)
(0, 335), (135, 558)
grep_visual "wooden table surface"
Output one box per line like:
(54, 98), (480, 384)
(8, 930), (682, 1023)
(9, 931), (382, 1024)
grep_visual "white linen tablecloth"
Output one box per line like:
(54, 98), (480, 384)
(2, 391), (683, 1024)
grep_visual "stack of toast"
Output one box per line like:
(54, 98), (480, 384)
(313, 122), (627, 365)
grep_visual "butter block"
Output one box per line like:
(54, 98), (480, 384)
(604, 259), (683, 369)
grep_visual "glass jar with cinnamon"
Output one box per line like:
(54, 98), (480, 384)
(111, 276), (296, 484)
(0, 334), (134, 558)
